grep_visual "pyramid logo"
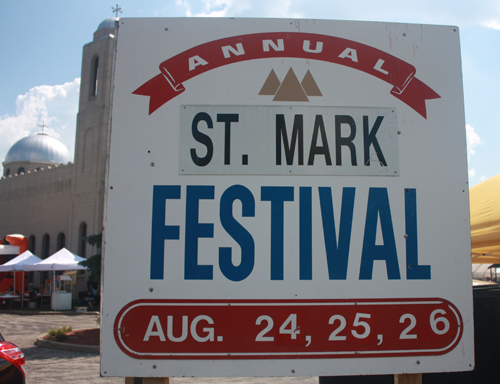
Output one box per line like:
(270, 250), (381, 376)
(259, 68), (322, 102)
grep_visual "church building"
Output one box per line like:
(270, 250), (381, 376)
(0, 18), (119, 292)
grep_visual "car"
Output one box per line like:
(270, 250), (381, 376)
(0, 332), (25, 383)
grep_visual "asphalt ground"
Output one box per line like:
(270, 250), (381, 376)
(0, 311), (319, 384)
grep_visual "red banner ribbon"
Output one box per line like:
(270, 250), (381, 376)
(133, 32), (440, 118)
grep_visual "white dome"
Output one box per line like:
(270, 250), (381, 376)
(97, 18), (119, 32)
(4, 133), (70, 164)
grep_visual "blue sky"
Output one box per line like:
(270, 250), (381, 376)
(0, 0), (499, 186)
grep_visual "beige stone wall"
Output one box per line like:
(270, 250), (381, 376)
(0, 164), (73, 251)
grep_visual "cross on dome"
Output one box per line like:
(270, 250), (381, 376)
(112, 4), (122, 17)
(38, 121), (48, 134)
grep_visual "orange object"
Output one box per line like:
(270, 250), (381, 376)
(0, 235), (29, 294)
(5, 235), (28, 254)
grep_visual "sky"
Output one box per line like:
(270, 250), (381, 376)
(0, 1), (499, 187)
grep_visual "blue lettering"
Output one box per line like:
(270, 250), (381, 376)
(405, 188), (431, 279)
(150, 185), (424, 283)
(219, 185), (255, 281)
(319, 187), (356, 280)
(261, 186), (294, 280)
(300, 187), (312, 280)
(359, 188), (400, 280)
(185, 186), (214, 280)
(150, 186), (181, 280)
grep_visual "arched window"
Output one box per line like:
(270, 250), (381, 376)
(41, 234), (50, 281)
(17, 167), (25, 174)
(42, 234), (50, 259)
(5, 168), (10, 177)
(57, 233), (66, 250)
(28, 235), (36, 253)
(79, 222), (87, 257)
(82, 129), (94, 174)
(28, 235), (36, 283)
(91, 56), (99, 96)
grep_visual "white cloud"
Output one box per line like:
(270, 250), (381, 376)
(177, 0), (237, 17)
(174, 0), (500, 25)
(265, 0), (303, 18)
(484, 19), (500, 30)
(466, 124), (481, 182)
(196, 0), (233, 17)
(0, 79), (80, 164)
(176, 0), (194, 16)
(466, 124), (481, 158)
(176, 0), (303, 18)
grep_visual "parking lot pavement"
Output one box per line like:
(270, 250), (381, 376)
(0, 311), (319, 384)
(0, 311), (121, 384)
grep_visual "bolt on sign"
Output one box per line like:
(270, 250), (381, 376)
(101, 18), (473, 378)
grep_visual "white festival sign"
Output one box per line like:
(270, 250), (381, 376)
(101, 18), (473, 378)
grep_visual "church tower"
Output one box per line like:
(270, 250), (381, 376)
(70, 18), (118, 257)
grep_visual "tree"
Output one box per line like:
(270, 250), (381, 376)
(78, 233), (101, 288)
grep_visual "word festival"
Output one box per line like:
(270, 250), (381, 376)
(150, 185), (431, 282)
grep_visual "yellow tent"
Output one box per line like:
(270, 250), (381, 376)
(470, 173), (500, 264)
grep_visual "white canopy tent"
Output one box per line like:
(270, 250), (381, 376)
(25, 248), (87, 310)
(0, 250), (42, 272)
(24, 248), (87, 272)
(0, 250), (42, 308)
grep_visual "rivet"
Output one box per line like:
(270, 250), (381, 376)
(153, 364), (157, 369)
(151, 162), (155, 167)
(149, 287), (154, 292)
